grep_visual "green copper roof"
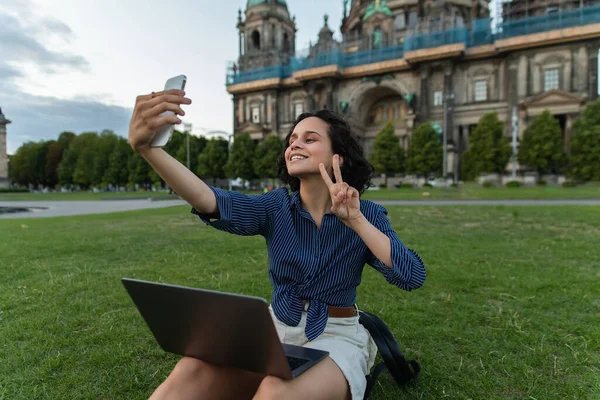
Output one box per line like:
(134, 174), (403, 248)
(247, 0), (287, 8)
(363, 0), (392, 21)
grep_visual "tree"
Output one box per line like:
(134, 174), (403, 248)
(9, 141), (46, 187)
(128, 152), (152, 188)
(57, 131), (76, 148)
(225, 133), (257, 184)
(197, 138), (229, 186)
(104, 137), (132, 188)
(461, 112), (511, 181)
(45, 140), (64, 188)
(58, 132), (99, 188)
(166, 130), (186, 162)
(72, 132), (100, 189)
(58, 144), (78, 187)
(175, 134), (207, 174)
(518, 110), (566, 176)
(406, 121), (442, 178)
(568, 99), (600, 181)
(93, 130), (119, 187)
(254, 134), (284, 183)
(369, 122), (404, 187)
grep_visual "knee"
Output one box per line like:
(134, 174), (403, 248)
(253, 376), (288, 400)
(172, 357), (211, 378)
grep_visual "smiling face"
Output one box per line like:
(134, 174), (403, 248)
(284, 116), (336, 179)
(278, 110), (374, 194)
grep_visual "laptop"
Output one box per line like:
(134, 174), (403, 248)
(121, 278), (329, 380)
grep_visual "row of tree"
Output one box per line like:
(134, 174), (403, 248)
(8, 128), (285, 190)
(9, 99), (600, 189)
(370, 99), (600, 183)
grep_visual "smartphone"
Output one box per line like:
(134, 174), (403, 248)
(151, 74), (187, 147)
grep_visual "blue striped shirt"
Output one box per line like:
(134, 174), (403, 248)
(192, 187), (426, 341)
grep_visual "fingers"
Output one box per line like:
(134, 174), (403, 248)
(146, 114), (182, 130)
(143, 94), (192, 111)
(333, 154), (343, 184)
(345, 185), (356, 204)
(136, 89), (185, 104)
(142, 101), (186, 120)
(319, 163), (334, 188)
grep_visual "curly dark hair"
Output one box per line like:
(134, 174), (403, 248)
(277, 109), (374, 194)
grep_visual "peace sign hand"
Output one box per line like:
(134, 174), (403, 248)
(319, 154), (362, 226)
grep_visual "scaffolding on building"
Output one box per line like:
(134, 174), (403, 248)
(501, 0), (593, 22)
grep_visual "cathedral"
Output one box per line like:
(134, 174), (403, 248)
(226, 0), (600, 180)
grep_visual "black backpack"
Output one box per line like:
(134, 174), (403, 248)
(358, 310), (421, 399)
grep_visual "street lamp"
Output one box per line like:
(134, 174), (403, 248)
(204, 130), (235, 190)
(183, 122), (192, 170)
(442, 90), (455, 181)
(511, 106), (518, 180)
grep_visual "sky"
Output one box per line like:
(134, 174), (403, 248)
(0, 0), (345, 154)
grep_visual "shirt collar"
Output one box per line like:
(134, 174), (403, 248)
(290, 190), (301, 209)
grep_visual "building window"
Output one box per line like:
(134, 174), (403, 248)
(251, 30), (260, 50)
(434, 91), (443, 106)
(408, 11), (418, 27)
(394, 14), (406, 30)
(251, 106), (260, 123)
(474, 80), (487, 102)
(455, 14), (464, 27)
(283, 32), (290, 52)
(293, 102), (304, 119)
(544, 68), (560, 91)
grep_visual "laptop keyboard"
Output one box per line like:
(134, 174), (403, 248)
(286, 355), (309, 371)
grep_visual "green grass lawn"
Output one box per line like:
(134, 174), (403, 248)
(2, 183), (600, 202)
(1, 205), (599, 399)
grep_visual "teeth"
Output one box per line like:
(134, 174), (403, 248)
(291, 156), (306, 160)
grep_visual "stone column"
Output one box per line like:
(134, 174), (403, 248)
(419, 66), (430, 121)
(579, 46), (589, 92)
(264, 93), (270, 125)
(498, 60), (506, 101)
(589, 46), (598, 101)
(232, 96), (238, 130)
(271, 92), (279, 132)
(0, 109), (10, 187)
(518, 55), (527, 98)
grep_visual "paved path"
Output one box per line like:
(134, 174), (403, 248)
(0, 199), (188, 219)
(1, 198), (599, 219)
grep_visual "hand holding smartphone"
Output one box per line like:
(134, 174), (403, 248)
(151, 74), (187, 147)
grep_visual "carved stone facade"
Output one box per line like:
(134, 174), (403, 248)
(0, 107), (10, 188)
(228, 0), (600, 179)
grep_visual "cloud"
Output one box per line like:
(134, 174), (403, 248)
(1, 88), (132, 154)
(0, 63), (23, 80)
(0, 13), (88, 72)
(0, 1), (129, 154)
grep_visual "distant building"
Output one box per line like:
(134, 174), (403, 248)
(226, 0), (600, 180)
(0, 107), (10, 188)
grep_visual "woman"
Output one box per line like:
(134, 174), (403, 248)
(128, 89), (426, 400)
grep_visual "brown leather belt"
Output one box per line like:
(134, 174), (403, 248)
(301, 299), (358, 318)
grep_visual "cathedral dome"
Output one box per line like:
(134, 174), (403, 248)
(246, 0), (287, 8)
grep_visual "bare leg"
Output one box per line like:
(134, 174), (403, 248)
(150, 357), (265, 400)
(253, 357), (350, 400)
